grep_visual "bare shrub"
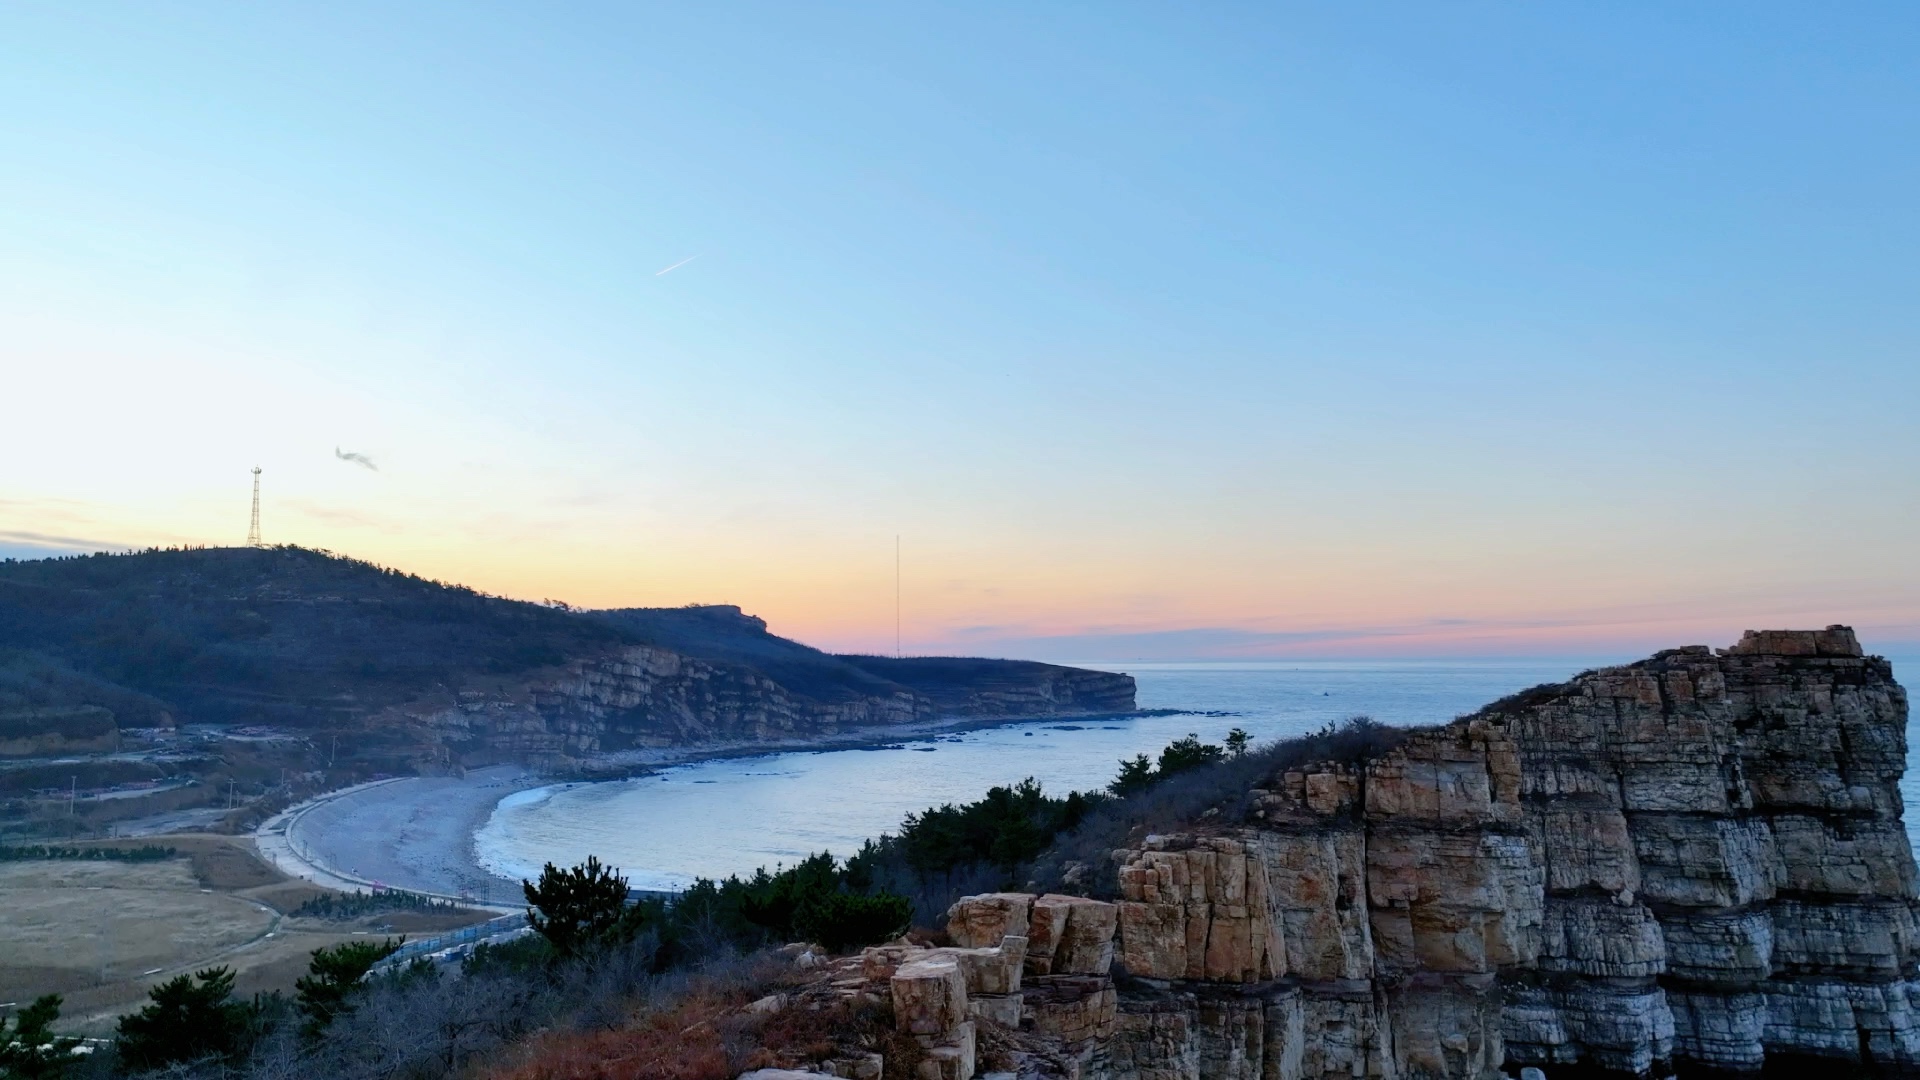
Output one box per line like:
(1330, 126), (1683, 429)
(296, 965), (546, 1080)
(555, 933), (662, 1030)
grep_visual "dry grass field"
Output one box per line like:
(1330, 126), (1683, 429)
(0, 835), (493, 1035)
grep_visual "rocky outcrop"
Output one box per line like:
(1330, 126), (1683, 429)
(383, 646), (1136, 766)
(768, 627), (1914, 1079)
(1497, 626), (1916, 1078)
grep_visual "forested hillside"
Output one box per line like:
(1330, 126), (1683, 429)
(0, 547), (1135, 762)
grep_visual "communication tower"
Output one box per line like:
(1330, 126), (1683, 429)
(246, 467), (263, 548)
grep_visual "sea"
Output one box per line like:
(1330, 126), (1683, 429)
(473, 656), (1920, 892)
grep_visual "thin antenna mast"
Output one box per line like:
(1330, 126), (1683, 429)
(246, 467), (263, 548)
(895, 535), (901, 658)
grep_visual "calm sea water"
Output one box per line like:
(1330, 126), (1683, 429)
(474, 657), (1920, 891)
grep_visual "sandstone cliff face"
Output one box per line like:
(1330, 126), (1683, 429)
(384, 646), (1137, 765)
(802, 627), (1915, 1079)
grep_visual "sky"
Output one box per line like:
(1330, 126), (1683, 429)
(3, 4), (1917, 661)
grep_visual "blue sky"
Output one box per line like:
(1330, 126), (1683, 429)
(3, 4), (1917, 659)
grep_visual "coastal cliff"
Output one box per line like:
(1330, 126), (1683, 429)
(779, 627), (1917, 1079)
(393, 641), (1136, 763)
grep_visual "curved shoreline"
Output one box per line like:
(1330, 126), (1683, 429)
(251, 709), (1164, 902)
(254, 773), (529, 910)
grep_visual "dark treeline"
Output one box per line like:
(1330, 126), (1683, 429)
(292, 889), (467, 920)
(0, 844), (174, 863)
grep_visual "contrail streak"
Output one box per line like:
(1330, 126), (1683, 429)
(655, 255), (699, 276)
(334, 447), (378, 471)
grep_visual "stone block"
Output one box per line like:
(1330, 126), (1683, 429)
(1025, 894), (1074, 975)
(945, 892), (1033, 949)
(948, 936), (1026, 996)
(892, 955), (967, 1036)
(914, 1019), (975, 1080)
(1539, 899), (1666, 978)
(1023, 975), (1116, 1043)
(1386, 979), (1505, 1080)
(967, 992), (1022, 1028)
(1109, 994), (1198, 1077)
(861, 943), (925, 982)
(1118, 899), (1186, 980)
(1055, 898), (1116, 975)
(1257, 829), (1374, 982)
(1530, 800), (1640, 894)
(1726, 627), (1860, 657)
(1630, 813), (1778, 908)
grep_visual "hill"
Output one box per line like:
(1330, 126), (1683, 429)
(0, 547), (1135, 772)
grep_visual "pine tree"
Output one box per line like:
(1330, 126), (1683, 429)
(115, 967), (252, 1071)
(523, 855), (639, 957)
(1225, 727), (1251, 757)
(295, 938), (403, 1035)
(0, 995), (80, 1080)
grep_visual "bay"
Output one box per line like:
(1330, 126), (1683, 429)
(475, 659), (1583, 890)
(475, 655), (1920, 892)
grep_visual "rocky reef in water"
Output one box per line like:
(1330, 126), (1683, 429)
(761, 626), (1917, 1079)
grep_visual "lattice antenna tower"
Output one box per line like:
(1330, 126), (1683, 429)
(246, 467), (263, 548)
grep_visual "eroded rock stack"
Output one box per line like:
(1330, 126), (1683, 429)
(778, 628), (1914, 1079)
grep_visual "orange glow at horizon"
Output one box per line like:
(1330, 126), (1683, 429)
(8, 490), (1914, 664)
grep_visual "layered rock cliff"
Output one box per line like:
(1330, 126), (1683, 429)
(769, 627), (1916, 1079)
(394, 643), (1136, 764)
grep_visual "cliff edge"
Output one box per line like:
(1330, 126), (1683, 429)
(775, 627), (1916, 1079)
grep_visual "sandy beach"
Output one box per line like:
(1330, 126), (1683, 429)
(268, 766), (536, 903)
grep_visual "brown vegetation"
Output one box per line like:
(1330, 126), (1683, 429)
(485, 985), (930, 1080)
(483, 992), (746, 1080)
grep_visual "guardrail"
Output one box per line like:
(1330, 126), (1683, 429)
(368, 912), (531, 972)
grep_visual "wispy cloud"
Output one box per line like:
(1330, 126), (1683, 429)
(925, 593), (1920, 663)
(334, 447), (378, 471)
(654, 255), (699, 276)
(0, 528), (127, 554)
